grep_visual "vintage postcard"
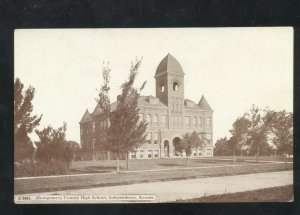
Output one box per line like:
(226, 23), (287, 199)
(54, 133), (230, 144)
(14, 28), (293, 203)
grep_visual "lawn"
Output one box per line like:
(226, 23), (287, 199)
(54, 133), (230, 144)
(68, 156), (292, 174)
(177, 185), (293, 202)
(14, 159), (292, 194)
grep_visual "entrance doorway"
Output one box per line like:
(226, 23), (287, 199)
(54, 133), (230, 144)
(172, 137), (181, 156)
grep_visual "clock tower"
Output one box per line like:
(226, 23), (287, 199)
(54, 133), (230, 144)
(155, 53), (185, 128)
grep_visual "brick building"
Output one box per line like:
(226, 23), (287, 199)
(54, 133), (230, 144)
(80, 53), (213, 159)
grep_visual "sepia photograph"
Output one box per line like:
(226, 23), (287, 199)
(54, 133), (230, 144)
(14, 28), (293, 203)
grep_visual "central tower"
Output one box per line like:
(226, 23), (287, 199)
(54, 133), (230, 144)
(155, 54), (185, 126)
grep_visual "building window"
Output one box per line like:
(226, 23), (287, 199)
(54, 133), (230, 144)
(153, 132), (158, 144)
(192, 117), (197, 128)
(199, 117), (203, 127)
(100, 121), (103, 128)
(140, 150), (144, 158)
(154, 150), (159, 158)
(92, 122), (96, 132)
(131, 151), (136, 159)
(206, 117), (212, 127)
(161, 115), (167, 127)
(92, 138), (96, 149)
(146, 114), (151, 125)
(185, 116), (190, 128)
(138, 113), (144, 123)
(198, 152), (202, 156)
(148, 150), (152, 158)
(160, 85), (165, 92)
(173, 82), (179, 91)
(153, 114), (158, 126)
(146, 132), (152, 144)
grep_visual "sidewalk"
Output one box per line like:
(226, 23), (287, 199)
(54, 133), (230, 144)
(15, 170), (293, 203)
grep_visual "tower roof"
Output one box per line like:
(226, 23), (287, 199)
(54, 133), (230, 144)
(155, 53), (184, 77)
(80, 109), (93, 123)
(198, 95), (212, 110)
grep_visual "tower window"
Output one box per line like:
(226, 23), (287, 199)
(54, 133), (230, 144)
(173, 82), (179, 91)
(160, 85), (165, 92)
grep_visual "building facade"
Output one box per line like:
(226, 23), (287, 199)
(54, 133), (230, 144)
(80, 54), (213, 159)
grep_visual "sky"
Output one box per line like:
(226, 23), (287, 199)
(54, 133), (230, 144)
(14, 28), (293, 145)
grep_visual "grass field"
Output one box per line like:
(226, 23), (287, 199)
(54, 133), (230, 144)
(14, 158), (292, 194)
(177, 185), (293, 202)
(68, 156), (292, 174)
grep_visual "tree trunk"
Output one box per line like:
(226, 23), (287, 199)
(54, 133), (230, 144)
(126, 152), (129, 170)
(256, 147), (260, 163)
(233, 151), (236, 164)
(116, 153), (120, 173)
(283, 153), (287, 163)
(186, 156), (189, 166)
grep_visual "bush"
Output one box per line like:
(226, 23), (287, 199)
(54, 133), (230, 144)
(35, 143), (74, 166)
(14, 160), (69, 177)
(14, 139), (35, 162)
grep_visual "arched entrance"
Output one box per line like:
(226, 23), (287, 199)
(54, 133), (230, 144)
(173, 137), (181, 156)
(164, 140), (170, 157)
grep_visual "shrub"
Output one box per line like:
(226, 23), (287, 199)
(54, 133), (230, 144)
(35, 144), (74, 166)
(14, 160), (69, 177)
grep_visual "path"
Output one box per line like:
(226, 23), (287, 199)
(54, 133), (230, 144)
(15, 170), (293, 203)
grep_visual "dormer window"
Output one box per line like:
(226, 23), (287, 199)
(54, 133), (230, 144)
(173, 82), (179, 91)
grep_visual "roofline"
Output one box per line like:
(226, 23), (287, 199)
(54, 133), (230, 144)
(154, 70), (185, 78)
(137, 105), (168, 109)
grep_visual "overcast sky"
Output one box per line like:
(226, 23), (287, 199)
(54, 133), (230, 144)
(15, 28), (293, 144)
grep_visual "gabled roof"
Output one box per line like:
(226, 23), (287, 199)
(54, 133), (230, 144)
(91, 95), (167, 118)
(93, 101), (118, 116)
(92, 103), (103, 116)
(155, 53), (184, 77)
(198, 95), (212, 110)
(138, 96), (167, 108)
(80, 109), (93, 123)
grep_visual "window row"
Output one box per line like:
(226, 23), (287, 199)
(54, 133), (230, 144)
(184, 116), (212, 128)
(131, 150), (159, 159)
(146, 132), (159, 144)
(80, 116), (212, 136)
(139, 114), (168, 127)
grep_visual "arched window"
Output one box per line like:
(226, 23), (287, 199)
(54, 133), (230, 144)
(173, 82), (179, 91)
(185, 116), (190, 128)
(153, 132), (158, 144)
(199, 117), (203, 127)
(138, 113), (144, 123)
(206, 117), (212, 127)
(146, 114), (151, 125)
(161, 115), (167, 127)
(160, 85), (165, 92)
(153, 114), (158, 126)
(146, 132), (152, 144)
(192, 117), (197, 128)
